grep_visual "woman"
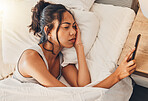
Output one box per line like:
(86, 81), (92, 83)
(13, 0), (137, 88)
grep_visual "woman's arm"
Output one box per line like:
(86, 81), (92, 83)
(93, 48), (137, 88)
(93, 72), (119, 88)
(74, 23), (91, 87)
(75, 44), (91, 87)
(20, 50), (67, 87)
(62, 64), (79, 87)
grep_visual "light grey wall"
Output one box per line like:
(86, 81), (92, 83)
(95, 0), (133, 8)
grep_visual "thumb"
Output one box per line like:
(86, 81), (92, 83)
(124, 48), (135, 62)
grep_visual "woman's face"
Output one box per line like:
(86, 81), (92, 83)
(50, 11), (77, 48)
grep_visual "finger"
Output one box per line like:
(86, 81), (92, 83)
(129, 68), (136, 74)
(124, 48), (135, 62)
(129, 63), (137, 70)
(75, 23), (79, 32)
(126, 48), (135, 61)
(127, 63), (136, 72)
(75, 24), (78, 33)
(129, 64), (136, 74)
(77, 25), (80, 32)
(127, 60), (136, 67)
(75, 23), (78, 28)
(127, 54), (132, 62)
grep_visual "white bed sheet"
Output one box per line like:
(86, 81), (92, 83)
(0, 3), (135, 101)
(0, 78), (108, 101)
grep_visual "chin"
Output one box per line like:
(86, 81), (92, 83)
(64, 44), (74, 48)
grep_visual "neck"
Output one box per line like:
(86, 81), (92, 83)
(39, 42), (63, 61)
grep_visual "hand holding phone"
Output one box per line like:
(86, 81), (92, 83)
(116, 34), (141, 79)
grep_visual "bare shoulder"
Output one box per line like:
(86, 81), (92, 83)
(19, 49), (46, 77)
(22, 49), (39, 60)
(20, 49), (41, 66)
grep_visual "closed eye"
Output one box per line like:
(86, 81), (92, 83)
(64, 27), (69, 29)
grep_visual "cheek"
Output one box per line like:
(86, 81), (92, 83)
(58, 30), (74, 48)
(58, 32), (68, 43)
(59, 36), (73, 48)
(58, 30), (69, 41)
(60, 38), (68, 44)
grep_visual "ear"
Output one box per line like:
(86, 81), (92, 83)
(44, 25), (52, 39)
(44, 26), (49, 35)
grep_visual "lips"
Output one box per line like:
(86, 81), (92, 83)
(69, 38), (76, 43)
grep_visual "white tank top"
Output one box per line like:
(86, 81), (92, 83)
(13, 44), (63, 84)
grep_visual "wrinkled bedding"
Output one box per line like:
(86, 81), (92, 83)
(0, 3), (135, 101)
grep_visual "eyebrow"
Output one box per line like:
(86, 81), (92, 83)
(61, 21), (76, 25)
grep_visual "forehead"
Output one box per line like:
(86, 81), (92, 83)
(52, 11), (75, 27)
(62, 11), (75, 23)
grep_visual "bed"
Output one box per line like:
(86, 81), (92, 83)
(0, 0), (135, 101)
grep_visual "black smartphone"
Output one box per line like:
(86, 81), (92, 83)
(130, 34), (141, 60)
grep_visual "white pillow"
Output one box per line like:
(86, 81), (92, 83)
(2, 0), (99, 65)
(87, 3), (135, 82)
(61, 9), (99, 67)
(46, 0), (95, 11)
(2, 0), (39, 64)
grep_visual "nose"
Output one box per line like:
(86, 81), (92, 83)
(70, 28), (76, 36)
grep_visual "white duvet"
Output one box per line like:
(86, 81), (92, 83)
(0, 3), (135, 101)
(0, 78), (108, 101)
